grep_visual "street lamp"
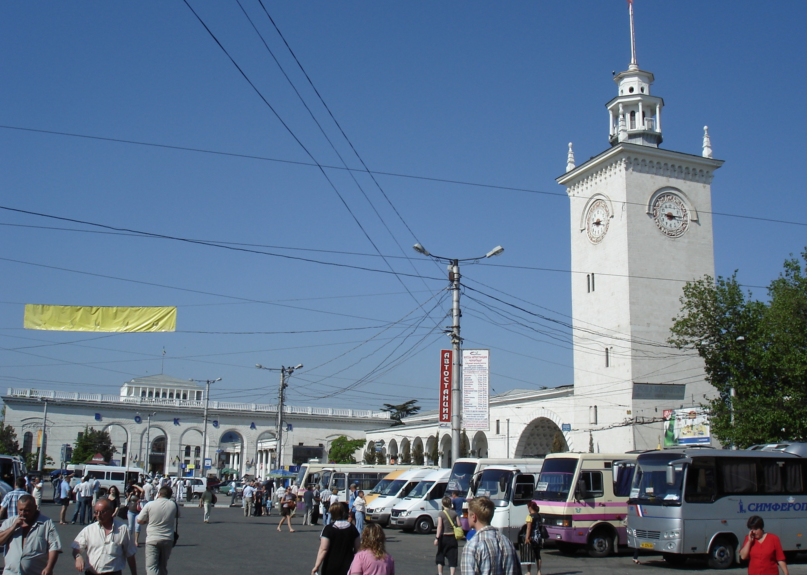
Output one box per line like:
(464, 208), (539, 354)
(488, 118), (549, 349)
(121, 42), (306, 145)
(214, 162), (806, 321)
(37, 398), (49, 472)
(137, 411), (157, 473)
(191, 378), (221, 477)
(256, 363), (303, 470)
(412, 242), (504, 466)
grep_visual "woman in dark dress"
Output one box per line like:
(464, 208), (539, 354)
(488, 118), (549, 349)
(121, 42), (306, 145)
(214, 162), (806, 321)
(311, 502), (360, 575)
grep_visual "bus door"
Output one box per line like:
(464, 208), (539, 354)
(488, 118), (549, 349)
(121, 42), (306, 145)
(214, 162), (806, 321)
(511, 474), (536, 541)
(331, 472), (347, 500)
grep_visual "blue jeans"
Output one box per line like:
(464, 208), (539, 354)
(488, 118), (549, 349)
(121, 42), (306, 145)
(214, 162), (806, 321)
(128, 510), (140, 534)
(72, 497), (92, 523)
(355, 511), (365, 534)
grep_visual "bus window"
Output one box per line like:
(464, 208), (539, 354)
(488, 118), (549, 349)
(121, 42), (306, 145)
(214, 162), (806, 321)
(761, 461), (784, 494)
(474, 469), (514, 506)
(513, 474), (535, 506)
(110, 472), (125, 481)
(400, 481), (418, 498)
(536, 458), (578, 501)
(784, 461), (804, 494)
(580, 471), (604, 498)
(88, 470), (106, 480)
(0, 460), (15, 486)
(309, 472), (322, 489)
(428, 483), (448, 501)
(718, 459), (757, 494)
(333, 473), (346, 492)
(684, 459), (717, 503)
(613, 463), (635, 497)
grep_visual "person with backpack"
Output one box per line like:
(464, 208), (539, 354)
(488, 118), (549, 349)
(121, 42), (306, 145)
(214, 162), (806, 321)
(434, 495), (461, 575)
(525, 501), (545, 575)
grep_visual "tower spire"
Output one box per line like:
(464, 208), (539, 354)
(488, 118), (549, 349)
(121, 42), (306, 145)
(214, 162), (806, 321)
(628, 0), (638, 70)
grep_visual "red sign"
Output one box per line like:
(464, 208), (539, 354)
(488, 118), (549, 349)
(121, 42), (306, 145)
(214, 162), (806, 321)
(440, 349), (452, 424)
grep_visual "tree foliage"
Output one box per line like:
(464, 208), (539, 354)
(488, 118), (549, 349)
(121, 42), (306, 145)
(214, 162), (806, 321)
(380, 400), (420, 426)
(71, 427), (116, 463)
(0, 422), (20, 456)
(327, 436), (366, 464)
(669, 250), (807, 447)
(364, 441), (376, 464)
(400, 442), (411, 465)
(375, 449), (385, 465)
(412, 442), (424, 465)
(550, 431), (567, 454)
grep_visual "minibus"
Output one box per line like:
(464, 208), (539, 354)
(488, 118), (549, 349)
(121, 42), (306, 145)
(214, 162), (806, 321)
(391, 468), (451, 533)
(366, 467), (434, 526)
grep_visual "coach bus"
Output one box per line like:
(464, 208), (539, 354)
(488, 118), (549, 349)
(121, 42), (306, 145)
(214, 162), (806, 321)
(626, 447), (807, 569)
(533, 453), (638, 557)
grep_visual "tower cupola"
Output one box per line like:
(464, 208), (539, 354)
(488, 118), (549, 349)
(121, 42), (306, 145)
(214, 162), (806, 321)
(606, 1), (663, 147)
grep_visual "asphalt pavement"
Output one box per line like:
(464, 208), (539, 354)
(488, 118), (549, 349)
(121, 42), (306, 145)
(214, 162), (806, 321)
(9, 503), (807, 575)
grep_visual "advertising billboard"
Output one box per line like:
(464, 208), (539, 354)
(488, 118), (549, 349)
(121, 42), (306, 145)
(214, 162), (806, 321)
(462, 349), (490, 430)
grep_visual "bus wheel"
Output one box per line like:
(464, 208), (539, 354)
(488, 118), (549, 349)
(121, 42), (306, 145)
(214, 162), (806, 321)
(587, 529), (614, 558)
(708, 538), (735, 569)
(556, 543), (578, 556)
(415, 516), (434, 534)
(663, 553), (688, 566)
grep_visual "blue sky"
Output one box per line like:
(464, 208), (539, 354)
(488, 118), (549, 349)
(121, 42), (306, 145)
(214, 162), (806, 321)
(1, 1), (805, 412)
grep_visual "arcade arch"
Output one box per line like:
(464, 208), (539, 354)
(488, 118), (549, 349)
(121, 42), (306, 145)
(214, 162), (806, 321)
(439, 435), (452, 468)
(471, 431), (488, 458)
(256, 431), (276, 476)
(411, 437), (424, 465)
(103, 423), (131, 467)
(388, 439), (398, 464)
(514, 417), (568, 458)
(425, 436), (437, 466)
(400, 438), (411, 464)
(219, 430), (244, 477)
(179, 428), (204, 477)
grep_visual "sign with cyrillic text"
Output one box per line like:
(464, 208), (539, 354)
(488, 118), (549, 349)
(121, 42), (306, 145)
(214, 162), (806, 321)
(462, 349), (490, 430)
(439, 349), (452, 427)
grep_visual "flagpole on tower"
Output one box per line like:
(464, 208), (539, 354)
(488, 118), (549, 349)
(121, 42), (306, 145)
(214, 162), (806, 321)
(628, 0), (638, 70)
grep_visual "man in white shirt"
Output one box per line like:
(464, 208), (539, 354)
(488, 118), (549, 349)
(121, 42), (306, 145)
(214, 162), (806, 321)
(242, 481), (256, 517)
(72, 498), (137, 575)
(142, 481), (154, 503)
(71, 476), (94, 525)
(138, 486), (179, 575)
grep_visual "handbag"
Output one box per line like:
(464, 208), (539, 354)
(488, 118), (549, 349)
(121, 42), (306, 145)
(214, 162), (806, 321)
(444, 511), (465, 540)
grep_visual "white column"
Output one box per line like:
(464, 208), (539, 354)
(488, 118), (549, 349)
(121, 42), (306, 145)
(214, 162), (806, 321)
(638, 102), (643, 129)
(609, 109), (614, 136)
(656, 104), (661, 132)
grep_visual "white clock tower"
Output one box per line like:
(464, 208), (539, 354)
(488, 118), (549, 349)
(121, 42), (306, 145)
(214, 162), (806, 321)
(556, 3), (724, 452)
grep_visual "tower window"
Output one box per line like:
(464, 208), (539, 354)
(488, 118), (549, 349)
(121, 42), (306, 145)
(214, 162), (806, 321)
(629, 86), (634, 93)
(641, 86), (645, 93)
(630, 111), (636, 129)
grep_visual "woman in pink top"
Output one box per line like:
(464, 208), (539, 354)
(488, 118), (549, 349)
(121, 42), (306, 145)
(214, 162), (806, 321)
(349, 524), (394, 575)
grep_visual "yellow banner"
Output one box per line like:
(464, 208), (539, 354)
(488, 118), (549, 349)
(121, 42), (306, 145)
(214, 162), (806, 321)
(24, 305), (176, 332)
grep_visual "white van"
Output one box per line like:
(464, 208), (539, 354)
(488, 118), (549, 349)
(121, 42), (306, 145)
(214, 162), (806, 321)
(68, 464), (144, 496)
(366, 467), (434, 527)
(390, 468), (451, 534)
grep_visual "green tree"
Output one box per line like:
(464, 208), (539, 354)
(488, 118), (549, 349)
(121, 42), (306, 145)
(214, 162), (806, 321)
(364, 441), (376, 464)
(428, 439), (439, 465)
(460, 432), (470, 458)
(71, 427), (116, 463)
(375, 450), (385, 465)
(412, 442), (424, 465)
(327, 436), (366, 464)
(380, 400), (421, 426)
(0, 422), (20, 456)
(550, 431), (567, 453)
(670, 251), (807, 447)
(400, 442), (411, 465)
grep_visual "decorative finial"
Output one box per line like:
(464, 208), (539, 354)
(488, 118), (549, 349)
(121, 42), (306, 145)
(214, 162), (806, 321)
(702, 126), (712, 158)
(628, 0), (638, 71)
(566, 142), (576, 172)
(618, 104), (627, 142)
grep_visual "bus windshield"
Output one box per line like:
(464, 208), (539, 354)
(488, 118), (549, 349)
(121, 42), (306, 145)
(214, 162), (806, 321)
(371, 478), (394, 495)
(472, 469), (514, 507)
(321, 471), (333, 492)
(295, 466), (308, 487)
(448, 462), (476, 493)
(631, 454), (684, 506)
(535, 458), (578, 501)
(406, 481), (435, 499)
(377, 479), (407, 497)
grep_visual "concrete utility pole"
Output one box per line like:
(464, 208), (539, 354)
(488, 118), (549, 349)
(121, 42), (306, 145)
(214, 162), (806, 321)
(142, 412), (157, 473)
(256, 363), (303, 470)
(413, 243), (504, 467)
(191, 378), (221, 477)
(37, 398), (49, 472)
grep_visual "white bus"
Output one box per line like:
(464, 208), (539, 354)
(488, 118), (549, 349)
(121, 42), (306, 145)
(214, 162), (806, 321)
(367, 467), (435, 526)
(68, 464), (144, 496)
(466, 461), (544, 541)
(627, 447), (807, 568)
(390, 468), (451, 533)
(447, 458), (543, 496)
(534, 452), (638, 557)
(295, 463), (409, 495)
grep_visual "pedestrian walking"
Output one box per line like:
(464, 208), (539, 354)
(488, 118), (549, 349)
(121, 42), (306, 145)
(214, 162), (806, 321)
(303, 485), (315, 525)
(524, 502), (544, 575)
(107, 485), (123, 519)
(243, 481), (256, 517)
(311, 503), (361, 575)
(323, 488), (338, 526)
(349, 524), (394, 575)
(199, 484), (216, 524)
(0, 478), (31, 520)
(436, 495), (460, 575)
(0, 494), (61, 575)
(137, 486), (179, 575)
(125, 483), (144, 547)
(143, 480), (154, 503)
(91, 475), (101, 507)
(72, 498), (137, 575)
(30, 477), (43, 510)
(461, 497), (521, 575)
(278, 487), (296, 533)
(740, 515), (789, 575)
(353, 491), (366, 535)
(71, 476), (94, 525)
(58, 475), (72, 525)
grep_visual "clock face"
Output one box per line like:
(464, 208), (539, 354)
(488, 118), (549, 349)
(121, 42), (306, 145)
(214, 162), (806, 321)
(585, 199), (610, 244)
(652, 193), (689, 237)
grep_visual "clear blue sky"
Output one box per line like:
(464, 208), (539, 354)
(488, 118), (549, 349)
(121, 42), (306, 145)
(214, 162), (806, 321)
(1, 2), (805, 412)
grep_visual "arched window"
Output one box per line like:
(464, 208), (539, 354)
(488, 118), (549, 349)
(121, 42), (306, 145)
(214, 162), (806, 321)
(22, 432), (33, 455)
(184, 445), (191, 457)
(629, 110), (636, 130)
(194, 446), (201, 458)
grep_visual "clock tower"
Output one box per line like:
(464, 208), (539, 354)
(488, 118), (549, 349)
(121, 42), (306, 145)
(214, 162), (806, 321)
(556, 3), (724, 451)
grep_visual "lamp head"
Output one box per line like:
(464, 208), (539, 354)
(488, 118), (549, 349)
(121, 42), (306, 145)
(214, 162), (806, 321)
(294, 364), (304, 370)
(412, 243), (430, 257)
(485, 245), (504, 258)
(255, 364), (263, 369)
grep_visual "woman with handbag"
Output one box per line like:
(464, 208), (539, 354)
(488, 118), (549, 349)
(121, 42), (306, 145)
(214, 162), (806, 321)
(278, 488), (297, 532)
(525, 501), (544, 575)
(125, 483), (144, 547)
(435, 496), (460, 575)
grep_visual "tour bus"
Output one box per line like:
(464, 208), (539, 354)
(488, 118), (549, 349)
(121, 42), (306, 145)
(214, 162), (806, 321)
(367, 467), (435, 526)
(534, 452), (638, 557)
(448, 458), (543, 497)
(626, 447), (807, 569)
(391, 468), (451, 534)
(366, 469), (408, 507)
(68, 464), (145, 496)
(465, 461), (544, 542)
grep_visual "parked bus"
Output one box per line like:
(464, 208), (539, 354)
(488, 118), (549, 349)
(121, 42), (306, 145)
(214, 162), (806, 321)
(367, 467), (435, 526)
(67, 464), (145, 496)
(627, 446), (807, 569)
(447, 458), (543, 497)
(366, 469), (408, 507)
(391, 468), (451, 534)
(0, 455), (27, 488)
(534, 452), (638, 557)
(295, 463), (408, 495)
(466, 461), (544, 541)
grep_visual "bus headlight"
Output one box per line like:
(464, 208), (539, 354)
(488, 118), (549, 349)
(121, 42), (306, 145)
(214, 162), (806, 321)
(397, 510), (410, 517)
(553, 516), (573, 527)
(367, 508), (376, 514)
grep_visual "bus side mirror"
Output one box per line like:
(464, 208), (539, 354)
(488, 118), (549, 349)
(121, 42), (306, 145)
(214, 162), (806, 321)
(575, 479), (587, 500)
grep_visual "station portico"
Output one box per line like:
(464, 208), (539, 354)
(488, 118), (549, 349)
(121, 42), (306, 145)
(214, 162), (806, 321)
(2, 374), (393, 477)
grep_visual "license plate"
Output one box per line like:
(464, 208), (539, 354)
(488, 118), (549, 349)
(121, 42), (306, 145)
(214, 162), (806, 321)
(640, 542), (654, 549)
